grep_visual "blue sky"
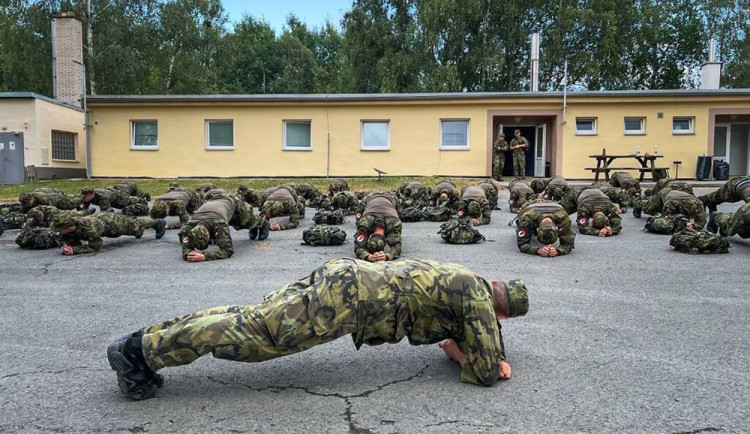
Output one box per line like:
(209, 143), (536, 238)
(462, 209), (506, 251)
(222, 0), (352, 33)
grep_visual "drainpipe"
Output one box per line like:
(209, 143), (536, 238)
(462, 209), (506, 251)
(530, 29), (540, 92)
(562, 60), (568, 125)
(72, 60), (91, 179)
(325, 94), (331, 178)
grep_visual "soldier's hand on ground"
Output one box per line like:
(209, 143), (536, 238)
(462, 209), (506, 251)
(187, 251), (206, 262)
(537, 247), (549, 257)
(471, 218), (480, 226)
(61, 245), (74, 255)
(686, 221), (694, 229)
(548, 246), (559, 257)
(269, 222), (281, 231)
(499, 360), (512, 380)
(599, 228), (608, 237)
(438, 339), (466, 365)
(605, 226), (613, 235)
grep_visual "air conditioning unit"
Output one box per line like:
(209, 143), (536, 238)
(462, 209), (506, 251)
(41, 147), (50, 165)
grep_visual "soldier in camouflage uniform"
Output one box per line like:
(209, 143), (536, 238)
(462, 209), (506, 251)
(0, 201), (25, 235)
(493, 131), (509, 181)
(530, 178), (549, 195)
(237, 185), (262, 207)
(709, 202), (750, 240)
(429, 180), (460, 211)
(508, 179), (537, 214)
(669, 228), (729, 254)
(477, 180), (500, 210)
(15, 205), (90, 249)
(355, 191), (402, 262)
(112, 182), (151, 201)
(179, 189), (266, 262)
(515, 200), (575, 256)
(642, 190), (706, 234)
(80, 187), (148, 216)
(632, 178), (693, 218)
(330, 190), (360, 216)
(18, 188), (79, 213)
(575, 187), (622, 237)
(509, 130), (529, 179)
(195, 183), (219, 198)
(609, 171), (641, 198)
(459, 185), (492, 226)
(290, 182), (323, 208)
(149, 188), (204, 230)
(698, 176), (750, 212)
(24, 205), (92, 229)
(261, 185), (303, 231)
(541, 176), (570, 201)
(328, 179), (349, 197)
(592, 183), (630, 212)
(398, 181), (431, 208)
(106, 258), (530, 400)
(50, 213), (165, 255)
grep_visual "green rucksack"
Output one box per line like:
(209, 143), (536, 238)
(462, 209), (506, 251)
(123, 202), (150, 216)
(302, 225), (347, 246)
(399, 206), (425, 222)
(438, 218), (485, 244)
(313, 210), (346, 225)
(425, 206), (453, 222)
(670, 229), (729, 254)
(15, 228), (63, 250)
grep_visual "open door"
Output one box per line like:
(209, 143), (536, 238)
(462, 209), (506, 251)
(534, 124), (546, 177)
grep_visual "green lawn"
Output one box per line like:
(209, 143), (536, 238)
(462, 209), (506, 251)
(0, 176), (499, 201)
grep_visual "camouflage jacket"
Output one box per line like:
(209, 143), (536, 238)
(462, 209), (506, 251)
(509, 137), (529, 155)
(259, 259), (507, 386)
(330, 191), (360, 215)
(179, 218), (234, 261)
(354, 215), (402, 261)
(25, 205), (90, 229)
(22, 191), (78, 212)
(516, 202), (575, 255)
(493, 138), (509, 154)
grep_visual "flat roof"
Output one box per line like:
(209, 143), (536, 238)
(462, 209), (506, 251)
(87, 88), (750, 104)
(0, 92), (83, 111)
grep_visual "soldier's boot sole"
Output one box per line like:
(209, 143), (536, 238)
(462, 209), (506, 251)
(258, 220), (270, 241)
(249, 228), (258, 240)
(632, 205), (642, 218)
(698, 195), (718, 213)
(707, 212), (718, 234)
(154, 220), (166, 239)
(107, 334), (157, 401)
(0, 219), (5, 237)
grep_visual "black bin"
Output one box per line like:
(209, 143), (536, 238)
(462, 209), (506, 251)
(545, 162), (551, 178)
(696, 156), (712, 180)
(713, 160), (730, 181)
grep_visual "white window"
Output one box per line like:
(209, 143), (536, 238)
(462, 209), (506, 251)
(361, 120), (390, 150)
(672, 117), (694, 135)
(130, 121), (158, 150)
(283, 121), (312, 150)
(624, 117), (645, 135)
(206, 120), (234, 150)
(575, 118), (597, 135)
(51, 130), (77, 161)
(440, 120), (470, 150)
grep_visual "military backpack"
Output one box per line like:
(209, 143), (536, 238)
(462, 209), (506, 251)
(438, 218), (486, 244)
(425, 206), (453, 222)
(302, 225), (347, 246)
(15, 228), (62, 250)
(313, 210), (346, 225)
(398, 206), (425, 222)
(670, 229), (729, 254)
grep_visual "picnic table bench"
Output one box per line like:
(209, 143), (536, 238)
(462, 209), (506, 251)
(586, 153), (668, 182)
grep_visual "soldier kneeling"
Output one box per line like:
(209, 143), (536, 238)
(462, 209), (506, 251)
(515, 200), (575, 257)
(51, 213), (165, 255)
(355, 192), (402, 262)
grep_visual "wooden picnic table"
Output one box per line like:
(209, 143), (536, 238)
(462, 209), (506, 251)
(586, 153), (667, 182)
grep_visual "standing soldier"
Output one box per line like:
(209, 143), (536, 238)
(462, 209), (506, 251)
(330, 190), (359, 216)
(515, 200), (575, 257)
(18, 188), (79, 213)
(708, 202), (750, 239)
(179, 189), (266, 262)
(698, 175), (750, 212)
(477, 180), (500, 210)
(493, 131), (509, 181)
(261, 185), (303, 231)
(80, 187), (148, 216)
(50, 213), (166, 255)
(459, 185), (492, 226)
(575, 187), (622, 237)
(354, 191), (402, 262)
(508, 179), (537, 214)
(149, 188), (204, 230)
(509, 130), (529, 179)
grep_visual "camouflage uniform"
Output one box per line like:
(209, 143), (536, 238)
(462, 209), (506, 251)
(398, 182), (431, 208)
(237, 185), (262, 208)
(178, 190), (261, 261)
(112, 182), (150, 201)
(492, 136), (509, 181)
(699, 176), (750, 211)
(15, 227), (62, 250)
(290, 183), (322, 208)
(459, 186), (491, 225)
(477, 181), (500, 210)
(430, 180), (460, 211)
(714, 202), (750, 239)
(670, 228), (729, 254)
(575, 188), (622, 236)
(24, 205), (91, 229)
(19, 189), (78, 213)
(644, 190), (707, 233)
(260, 186), (302, 230)
(542, 176), (570, 201)
(195, 183), (219, 198)
(328, 179), (349, 196)
(634, 179), (693, 217)
(137, 258), (528, 387)
(593, 183), (631, 211)
(81, 187), (148, 216)
(355, 192), (402, 261)
(508, 179), (536, 214)
(516, 200), (575, 256)
(51, 213), (158, 254)
(530, 178), (549, 195)
(609, 171), (641, 198)
(510, 135), (529, 179)
(330, 191), (359, 216)
(149, 189), (203, 229)
(1, 201), (26, 232)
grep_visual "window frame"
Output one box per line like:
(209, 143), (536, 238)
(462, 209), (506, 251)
(439, 119), (471, 151)
(672, 117), (695, 135)
(623, 117), (646, 135)
(130, 120), (159, 151)
(360, 120), (391, 151)
(205, 119), (235, 151)
(51, 129), (78, 162)
(282, 120), (313, 151)
(575, 117), (597, 136)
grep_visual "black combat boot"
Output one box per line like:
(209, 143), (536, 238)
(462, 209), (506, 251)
(258, 219), (270, 241)
(249, 227), (258, 240)
(707, 212), (718, 234)
(107, 332), (163, 400)
(632, 203), (642, 218)
(699, 195), (717, 213)
(0, 218), (5, 237)
(154, 219), (166, 239)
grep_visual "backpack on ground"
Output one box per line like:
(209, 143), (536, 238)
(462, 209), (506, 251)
(438, 218), (485, 244)
(313, 210), (346, 225)
(399, 206), (425, 222)
(15, 228), (62, 249)
(302, 225), (347, 246)
(425, 206), (453, 222)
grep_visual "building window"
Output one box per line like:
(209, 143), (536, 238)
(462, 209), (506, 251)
(624, 117), (645, 135)
(206, 120), (234, 150)
(440, 119), (470, 150)
(51, 130), (77, 161)
(361, 120), (390, 150)
(283, 121), (312, 151)
(672, 117), (694, 135)
(131, 121), (158, 150)
(575, 118), (597, 135)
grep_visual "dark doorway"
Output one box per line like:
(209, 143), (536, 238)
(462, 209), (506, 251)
(494, 126), (535, 178)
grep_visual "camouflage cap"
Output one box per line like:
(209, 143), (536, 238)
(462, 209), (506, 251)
(440, 192), (448, 201)
(467, 201), (481, 218)
(504, 280), (529, 317)
(537, 220), (559, 245)
(81, 187), (95, 195)
(150, 200), (168, 219)
(263, 201), (285, 217)
(592, 211), (610, 229)
(550, 187), (565, 199)
(367, 233), (386, 253)
(188, 223), (210, 250)
(238, 184), (248, 192)
(18, 193), (32, 204)
(334, 193), (349, 209)
(372, 217), (385, 229)
(50, 213), (76, 232)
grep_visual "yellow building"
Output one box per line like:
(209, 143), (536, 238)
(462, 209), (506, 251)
(87, 90), (750, 180)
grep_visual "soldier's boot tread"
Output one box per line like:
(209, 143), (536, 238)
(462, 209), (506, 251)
(632, 204), (642, 218)
(707, 212), (718, 234)
(249, 227), (258, 240)
(258, 220), (270, 241)
(0, 218), (5, 237)
(107, 333), (158, 400)
(154, 219), (166, 239)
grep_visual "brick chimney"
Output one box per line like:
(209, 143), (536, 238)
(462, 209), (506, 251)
(51, 12), (83, 106)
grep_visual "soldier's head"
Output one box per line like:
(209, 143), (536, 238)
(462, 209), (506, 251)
(187, 223), (211, 250)
(150, 200), (169, 219)
(491, 280), (529, 320)
(170, 182), (179, 190)
(439, 192), (448, 202)
(592, 211), (610, 229)
(467, 201), (481, 218)
(367, 232), (386, 253)
(205, 189), (226, 201)
(514, 129), (521, 138)
(51, 213), (77, 234)
(18, 193), (35, 210)
(237, 184), (248, 195)
(499, 132), (505, 139)
(333, 193), (349, 209)
(81, 187), (95, 202)
(403, 187), (412, 197)
(537, 217), (559, 245)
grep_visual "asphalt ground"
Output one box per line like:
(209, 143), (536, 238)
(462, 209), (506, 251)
(0, 188), (748, 433)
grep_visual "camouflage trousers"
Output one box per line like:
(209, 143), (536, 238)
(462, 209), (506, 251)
(140, 262), (360, 371)
(492, 153), (505, 181)
(699, 176), (750, 209)
(670, 229), (729, 254)
(513, 152), (526, 179)
(715, 202), (750, 238)
(101, 213), (156, 239)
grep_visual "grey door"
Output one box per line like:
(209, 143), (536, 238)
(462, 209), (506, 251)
(729, 124), (749, 176)
(0, 132), (25, 184)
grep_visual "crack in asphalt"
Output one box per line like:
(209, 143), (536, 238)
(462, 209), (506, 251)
(671, 428), (722, 434)
(0, 366), (109, 380)
(35, 255), (84, 277)
(422, 419), (502, 429)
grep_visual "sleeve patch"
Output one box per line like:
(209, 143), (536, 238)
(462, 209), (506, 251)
(517, 229), (527, 238)
(182, 236), (189, 244)
(356, 234), (365, 243)
(578, 217), (588, 225)
(458, 209), (465, 217)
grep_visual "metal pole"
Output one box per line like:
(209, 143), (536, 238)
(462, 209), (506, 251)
(73, 60), (91, 180)
(562, 60), (568, 125)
